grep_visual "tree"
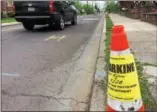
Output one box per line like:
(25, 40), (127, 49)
(73, 0), (84, 14)
(95, 4), (100, 13)
(106, 0), (119, 13)
(83, 4), (95, 14)
(73, 0), (95, 15)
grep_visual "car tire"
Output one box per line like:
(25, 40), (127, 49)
(22, 22), (34, 31)
(71, 14), (77, 25)
(55, 14), (65, 30)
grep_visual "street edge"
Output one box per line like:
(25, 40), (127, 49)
(89, 17), (106, 111)
(73, 15), (105, 111)
(88, 15), (105, 111)
(57, 15), (105, 111)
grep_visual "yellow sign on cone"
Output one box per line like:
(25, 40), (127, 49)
(106, 25), (144, 111)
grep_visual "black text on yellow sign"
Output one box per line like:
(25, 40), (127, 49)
(109, 62), (135, 74)
(107, 54), (141, 101)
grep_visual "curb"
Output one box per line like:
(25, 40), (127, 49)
(2, 22), (21, 27)
(90, 17), (106, 111)
(55, 15), (105, 111)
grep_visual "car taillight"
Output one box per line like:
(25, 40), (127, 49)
(49, 1), (55, 13)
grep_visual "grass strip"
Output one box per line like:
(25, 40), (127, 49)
(1, 18), (16, 23)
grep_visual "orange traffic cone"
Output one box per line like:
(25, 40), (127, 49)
(106, 25), (144, 111)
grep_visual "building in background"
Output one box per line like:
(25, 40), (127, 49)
(1, 0), (14, 18)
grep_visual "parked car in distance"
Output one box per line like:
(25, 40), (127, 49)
(13, 1), (77, 30)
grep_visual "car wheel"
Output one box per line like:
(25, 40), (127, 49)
(55, 14), (65, 30)
(71, 14), (77, 25)
(22, 22), (34, 31)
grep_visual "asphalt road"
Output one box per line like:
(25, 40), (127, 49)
(2, 14), (102, 111)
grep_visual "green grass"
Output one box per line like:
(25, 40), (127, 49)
(1, 18), (16, 23)
(103, 16), (113, 108)
(106, 17), (113, 31)
(104, 16), (157, 110)
(104, 16), (113, 69)
(133, 55), (157, 110)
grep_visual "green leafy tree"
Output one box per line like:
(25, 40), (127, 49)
(106, 0), (119, 13)
(73, 0), (96, 15)
(73, 0), (84, 14)
(95, 4), (100, 13)
(83, 4), (95, 14)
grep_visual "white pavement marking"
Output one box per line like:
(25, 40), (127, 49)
(2, 73), (20, 77)
(57, 35), (66, 41)
(44, 35), (57, 41)
(45, 35), (66, 42)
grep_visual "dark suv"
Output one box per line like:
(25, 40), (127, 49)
(14, 1), (77, 30)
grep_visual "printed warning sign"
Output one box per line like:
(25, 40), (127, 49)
(107, 54), (141, 101)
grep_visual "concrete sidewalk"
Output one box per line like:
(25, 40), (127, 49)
(2, 22), (20, 27)
(110, 14), (157, 65)
(110, 14), (157, 102)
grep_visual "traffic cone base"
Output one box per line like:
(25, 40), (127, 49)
(107, 96), (144, 111)
(106, 104), (144, 111)
(106, 25), (144, 111)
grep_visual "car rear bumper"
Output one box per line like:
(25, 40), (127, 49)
(15, 13), (60, 24)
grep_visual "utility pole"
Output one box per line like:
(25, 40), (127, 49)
(86, 0), (88, 15)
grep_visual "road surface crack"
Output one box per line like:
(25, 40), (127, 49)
(2, 90), (88, 107)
